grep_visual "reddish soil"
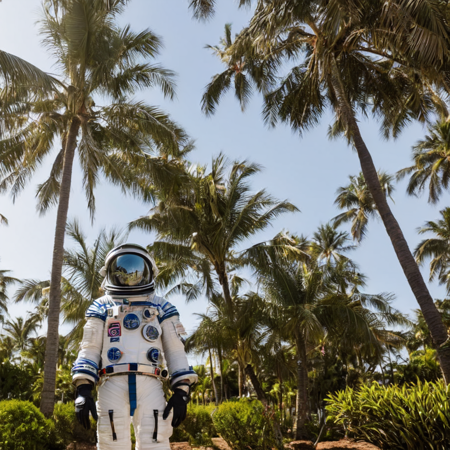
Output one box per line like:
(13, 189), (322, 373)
(67, 445), (96, 450)
(66, 439), (231, 450)
(316, 438), (380, 450)
(289, 438), (380, 450)
(67, 437), (379, 450)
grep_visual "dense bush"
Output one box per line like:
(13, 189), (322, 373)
(212, 399), (276, 450)
(0, 400), (53, 450)
(0, 361), (34, 401)
(52, 402), (96, 447)
(170, 404), (216, 445)
(326, 379), (450, 449)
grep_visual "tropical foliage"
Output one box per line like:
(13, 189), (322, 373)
(326, 380), (450, 449)
(3, 0), (450, 448)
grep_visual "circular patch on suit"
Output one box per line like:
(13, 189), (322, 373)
(143, 308), (152, 319)
(142, 324), (160, 341)
(107, 347), (122, 362)
(123, 313), (140, 330)
(146, 347), (160, 363)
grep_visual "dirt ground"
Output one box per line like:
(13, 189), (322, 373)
(316, 439), (380, 450)
(289, 438), (381, 450)
(67, 437), (379, 450)
(67, 438), (232, 450)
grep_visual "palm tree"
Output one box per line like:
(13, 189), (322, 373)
(187, 0), (250, 20)
(200, 3), (450, 382)
(414, 208), (450, 292)
(0, 336), (16, 361)
(397, 119), (450, 204)
(247, 232), (408, 439)
(3, 316), (40, 354)
(186, 314), (220, 405)
(61, 220), (127, 345)
(131, 154), (297, 311)
(0, 0), (187, 415)
(14, 219), (126, 347)
(309, 224), (356, 266)
(333, 172), (395, 242)
(0, 269), (18, 323)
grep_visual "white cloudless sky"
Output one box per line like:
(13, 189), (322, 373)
(1, 0), (450, 344)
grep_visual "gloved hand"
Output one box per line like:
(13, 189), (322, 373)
(163, 385), (190, 428)
(75, 383), (98, 429)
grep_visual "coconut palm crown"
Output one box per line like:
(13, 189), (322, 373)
(397, 119), (450, 204)
(130, 154), (298, 311)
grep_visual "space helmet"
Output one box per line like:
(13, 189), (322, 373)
(100, 243), (159, 296)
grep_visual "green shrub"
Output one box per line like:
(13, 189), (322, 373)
(0, 400), (53, 450)
(52, 402), (96, 446)
(0, 361), (34, 401)
(212, 399), (276, 450)
(326, 379), (450, 449)
(170, 404), (216, 445)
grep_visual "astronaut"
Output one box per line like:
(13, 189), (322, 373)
(72, 244), (198, 450)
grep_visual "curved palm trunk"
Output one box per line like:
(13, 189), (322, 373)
(329, 56), (450, 384)
(294, 333), (309, 440)
(245, 363), (267, 403)
(209, 348), (219, 406)
(218, 265), (233, 311)
(40, 117), (80, 416)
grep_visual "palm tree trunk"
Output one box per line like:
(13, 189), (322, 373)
(219, 267), (233, 311)
(329, 55), (450, 384)
(209, 348), (219, 406)
(218, 347), (224, 403)
(40, 116), (81, 416)
(245, 363), (267, 403)
(238, 363), (245, 397)
(294, 333), (309, 440)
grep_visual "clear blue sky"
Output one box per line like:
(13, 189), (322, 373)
(1, 0), (449, 338)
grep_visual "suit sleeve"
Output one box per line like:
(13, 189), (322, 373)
(159, 299), (198, 387)
(72, 298), (107, 385)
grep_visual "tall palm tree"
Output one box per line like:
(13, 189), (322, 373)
(397, 119), (450, 204)
(0, 0), (187, 415)
(200, 2), (450, 381)
(131, 154), (297, 311)
(333, 172), (395, 242)
(414, 208), (450, 292)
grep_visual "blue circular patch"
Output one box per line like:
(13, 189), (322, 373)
(143, 308), (152, 319)
(142, 324), (160, 341)
(107, 347), (122, 362)
(123, 313), (140, 330)
(147, 347), (160, 363)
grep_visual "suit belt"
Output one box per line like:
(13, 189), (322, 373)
(99, 363), (169, 379)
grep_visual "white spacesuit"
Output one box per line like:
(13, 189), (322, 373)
(72, 244), (197, 450)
